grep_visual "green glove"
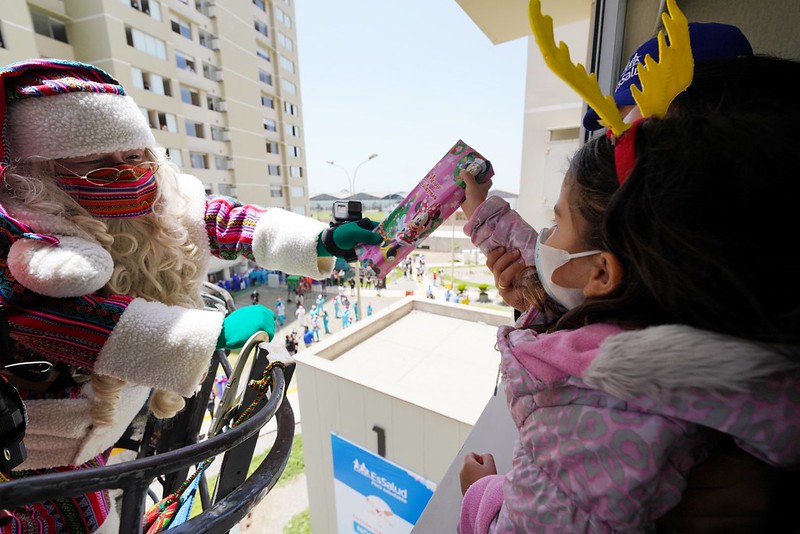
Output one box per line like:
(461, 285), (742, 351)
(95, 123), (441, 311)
(216, 305), (276, 350)
(317, 218), (382, 260)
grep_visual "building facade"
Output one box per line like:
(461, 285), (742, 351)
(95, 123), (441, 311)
(0, 0), (310, 213)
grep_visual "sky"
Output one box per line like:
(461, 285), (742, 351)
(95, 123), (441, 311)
(294, 1), (528, 196)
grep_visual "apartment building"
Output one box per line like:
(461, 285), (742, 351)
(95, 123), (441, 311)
(0, 0), (310, 213)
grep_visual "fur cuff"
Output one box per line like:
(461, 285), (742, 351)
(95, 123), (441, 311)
(95, 298), (222, 396)
(252, 208), (334, 279)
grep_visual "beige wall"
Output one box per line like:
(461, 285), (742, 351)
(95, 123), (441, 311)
(0, 0), (309, 211)
(518, 6), (593, 231)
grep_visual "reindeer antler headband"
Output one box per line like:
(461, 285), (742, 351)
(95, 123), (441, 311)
(528, 0), (694, 182)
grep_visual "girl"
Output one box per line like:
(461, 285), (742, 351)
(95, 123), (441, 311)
(458, 105), (800, 531)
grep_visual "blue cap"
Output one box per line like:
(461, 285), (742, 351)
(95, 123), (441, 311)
(583, 22), (753, 131)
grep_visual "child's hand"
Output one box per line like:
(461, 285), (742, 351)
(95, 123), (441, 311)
(460, 452), (497, 495)
(486, 247), (527, 312)
(460, 170), (492, 219)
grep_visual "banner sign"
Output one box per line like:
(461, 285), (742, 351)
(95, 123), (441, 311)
(331, 433), (436, 533)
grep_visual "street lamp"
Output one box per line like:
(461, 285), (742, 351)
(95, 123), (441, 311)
(351, 153), (378, 196)
(326, 153), (378, 196)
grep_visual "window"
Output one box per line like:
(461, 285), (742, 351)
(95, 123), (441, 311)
(203, 63), (222, 81)
(253, 0), (266, 11)
(290, 186), (304, 197)
(166, 148), (183, 168)
(185, 119), (205, 138)
(190, 152), (208, 169)
(31, 10), (69, 43)
(255, 20), (268, 38)
(289, 166), (302, 178)
(275, 8), (292, 28)
(171, 18), (192, 39)
(131, 68), (172, 96)
(268, 164), (281, 176)
(144, 108), (178, 133)
(288, 145), (301, 157)
(261, 95), (274, 109)
(266, 142), (279, 154)
(0, 26), (5, 49)
(263, 118), (277, 132)
(176, 51), (196, 73)
(180, 86), (201, 106)
(292, 206), (307, 216)
(281, 79), (297, 96)
(196, 0), (213, 17)
(199, 29), (216, 49)
(142, 0), (162, 20)
(285, 124), (300, 137)
(283, 101), (299, 116)
(158, 112), (178, 132)
(258, 70), (272, 85)
(219, 184), (236, 197)
(210, 125), (227, 141)
(277, 32), (294, 52)
(126, 27), (167, 59)
(214, 155), (229, 170)
(207, 95), (225, 112)
(282, 0), (292, 5)
(257, 46), (270, 62)
(278, 55), (295, 74)
(270, 185), (283, 198)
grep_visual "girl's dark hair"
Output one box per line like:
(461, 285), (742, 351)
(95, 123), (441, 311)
(585, 110), (800, 343)
(555, 55), (800, 342)
(565, 135), (618, 250)
(671, 55), (800, 119)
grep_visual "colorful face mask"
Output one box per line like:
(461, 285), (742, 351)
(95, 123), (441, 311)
(56, 162), (158, 218)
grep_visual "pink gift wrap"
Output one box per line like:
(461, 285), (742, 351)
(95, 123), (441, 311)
(355, 139), (493, 278)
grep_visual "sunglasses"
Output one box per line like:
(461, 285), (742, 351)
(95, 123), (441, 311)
(55, 161), (160, 186)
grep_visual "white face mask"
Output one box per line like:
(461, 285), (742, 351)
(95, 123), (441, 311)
(534, 227), (601, 310)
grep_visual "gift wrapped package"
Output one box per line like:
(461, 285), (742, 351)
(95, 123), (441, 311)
(355, 139), (493, 278)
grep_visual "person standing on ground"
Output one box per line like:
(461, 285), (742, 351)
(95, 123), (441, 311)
(250, 288), (259, 305)
(342, 305), (351, 329)
(275, 297), (286, 327)
(322, 309), (331, 334)
(295, 303), (306, 328)
(311, 314), (320, 342)
(284, 334), (297, 355)
(302, 325), (313, 348)
(333, 295), (341, 318)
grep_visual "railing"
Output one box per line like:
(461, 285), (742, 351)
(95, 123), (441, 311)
(1, 285), (294, 533)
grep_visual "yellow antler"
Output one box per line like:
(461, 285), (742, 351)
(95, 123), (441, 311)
(528, 0), (629, 136)
(631, 0), (694, 118)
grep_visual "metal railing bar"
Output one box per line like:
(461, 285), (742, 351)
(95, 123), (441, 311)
(0, 366), (285, 509)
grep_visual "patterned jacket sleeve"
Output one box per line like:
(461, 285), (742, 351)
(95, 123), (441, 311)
(1, 260), (220, 396)
(463, 196), (539, 267)
(205, 195), (334, 279)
